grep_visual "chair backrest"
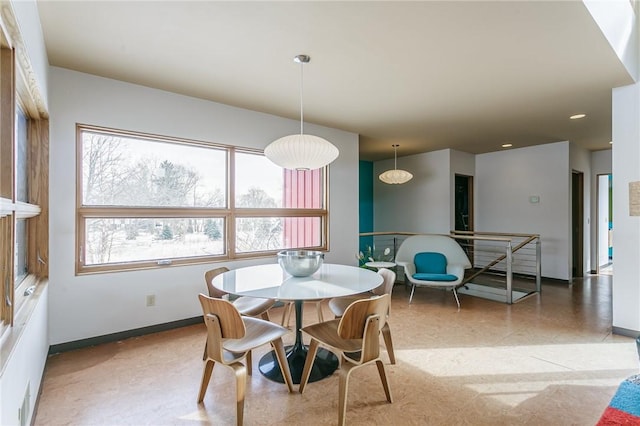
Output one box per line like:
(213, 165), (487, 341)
(199, 293), (247, 363)
(338, 294), (390, 339)
(204, 267), (229, 298)
(395, 234), (471, 268)
(338, 294), (390, 364)
(372, 268), (396, 296)
(414, 252), (447, 274)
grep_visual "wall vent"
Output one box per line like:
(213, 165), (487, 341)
(18, 382), (30, 426)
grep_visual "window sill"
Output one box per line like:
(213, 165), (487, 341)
(0, 277), (48, 377)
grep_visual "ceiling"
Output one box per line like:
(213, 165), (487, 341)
(36, 1), (634, 161)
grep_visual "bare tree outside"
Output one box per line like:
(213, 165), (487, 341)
(236, 187), (282, 252)
(81, 132), (227, 264)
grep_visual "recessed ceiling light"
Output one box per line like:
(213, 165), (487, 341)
(570, 113), (586, 120)
(502, 143), (513, 148)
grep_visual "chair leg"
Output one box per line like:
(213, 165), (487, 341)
(298, 338), (320, 393)
(197, 359), (215, 403)
(316, 300), (324, 323)
(281, 302), (293, 328)
(375, 359), (393, 403)
(230, 363), (247, 426)
(452, 288), (461, 311)
(338, 363), (355, 426)
(272, 337), (294, 393)
(381, 323), (396, 365)
(246, 350), (252, 376)
(409, 284), (416, 303)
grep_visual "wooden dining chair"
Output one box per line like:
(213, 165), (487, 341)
(327, 268), (396, 364)
(197, 294), (294, 426)
(298, 294), (393, 426)
(204, 267), (277, 371)
(205, 267), (276, 321)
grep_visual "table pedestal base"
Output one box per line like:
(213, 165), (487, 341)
(258, 344), (338, 384)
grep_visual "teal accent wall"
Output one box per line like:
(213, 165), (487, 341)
(359, 161), (374, 252)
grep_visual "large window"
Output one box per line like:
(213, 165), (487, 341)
(0, 27), (48, 337)
(76, 125), (329, 273)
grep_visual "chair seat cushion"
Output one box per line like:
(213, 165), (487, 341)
(412, 273), (458, 282)
(232, 296), (275, 316)
(414, 252), (447, 274)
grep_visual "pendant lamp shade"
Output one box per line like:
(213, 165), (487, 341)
(379, 144), (413, 184)
(264, 134), (339, 170)
(265, 55), (339, 171)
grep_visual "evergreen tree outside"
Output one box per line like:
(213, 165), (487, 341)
(204, 219), (221, 240)
(160, 224), (173, 240)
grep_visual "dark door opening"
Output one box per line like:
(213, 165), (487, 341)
(572, 171), (584, 278)
(455, 174), (474, 262)
(455, 174), (473, 232)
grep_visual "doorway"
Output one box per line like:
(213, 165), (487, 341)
(597, 174), (613, 274)
(572, 171), (584, 278)
(455, 174), (474, 262)
(455, 174), (473, 232)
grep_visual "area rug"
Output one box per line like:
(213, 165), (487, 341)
(457, 282), (532, 303)
(597, 374), (640, 425)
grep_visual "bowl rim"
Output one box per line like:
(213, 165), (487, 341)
(277, 249), (325, 258)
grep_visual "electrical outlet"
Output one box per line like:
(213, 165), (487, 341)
(146, 294), (156, 307)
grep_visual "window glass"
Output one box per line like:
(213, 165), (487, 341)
(76, 125), (328, 272)
(284, 168), (323, 208)
(15, 106), (28, 202)
(83, 217), (225, 265)
(235, 153), (325, 209)
(235, 152), (284, 208)
(235, 217), (321, 253)
(81, 130), (226, 208)
(14, 218), (27, 287)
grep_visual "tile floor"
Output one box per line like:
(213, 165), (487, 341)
(35, 273), (639, 425)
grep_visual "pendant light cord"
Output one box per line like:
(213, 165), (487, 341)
(393, 144), (399, 170)
(299, 60), (304, 135)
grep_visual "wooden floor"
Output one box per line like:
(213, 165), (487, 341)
(35, 273), (639, 425)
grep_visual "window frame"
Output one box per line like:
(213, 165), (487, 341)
(75, 124), (330, 274)
(0, 19), (48, 338)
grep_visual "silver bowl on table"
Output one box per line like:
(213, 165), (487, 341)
(277, 250), (324, 277)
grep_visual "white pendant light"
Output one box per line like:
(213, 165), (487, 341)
(264, 55), (339, 171)
(379, 144), (413, 184)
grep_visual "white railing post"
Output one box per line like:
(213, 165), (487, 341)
(536, 236), (541, 293)
(506, 241), (513, 304)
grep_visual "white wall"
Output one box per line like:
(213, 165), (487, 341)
(0, 285), (49, 426)
(570, 142), (593, 274)
(374, 149), (451, 233)
(48, 67), (360, 345)
(590, 149), (612, 271)
(373, 143), (572, 280)
(475, 142), (571, 280)
(612, 83), (640, 334)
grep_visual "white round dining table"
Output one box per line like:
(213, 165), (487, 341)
(211, 263), (383, 384)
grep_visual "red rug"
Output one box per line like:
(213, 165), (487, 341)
(597, 375), (640, 425)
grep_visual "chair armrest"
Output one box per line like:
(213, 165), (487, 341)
(446, 264), (465, 279)
(397, 261), (416, 276)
